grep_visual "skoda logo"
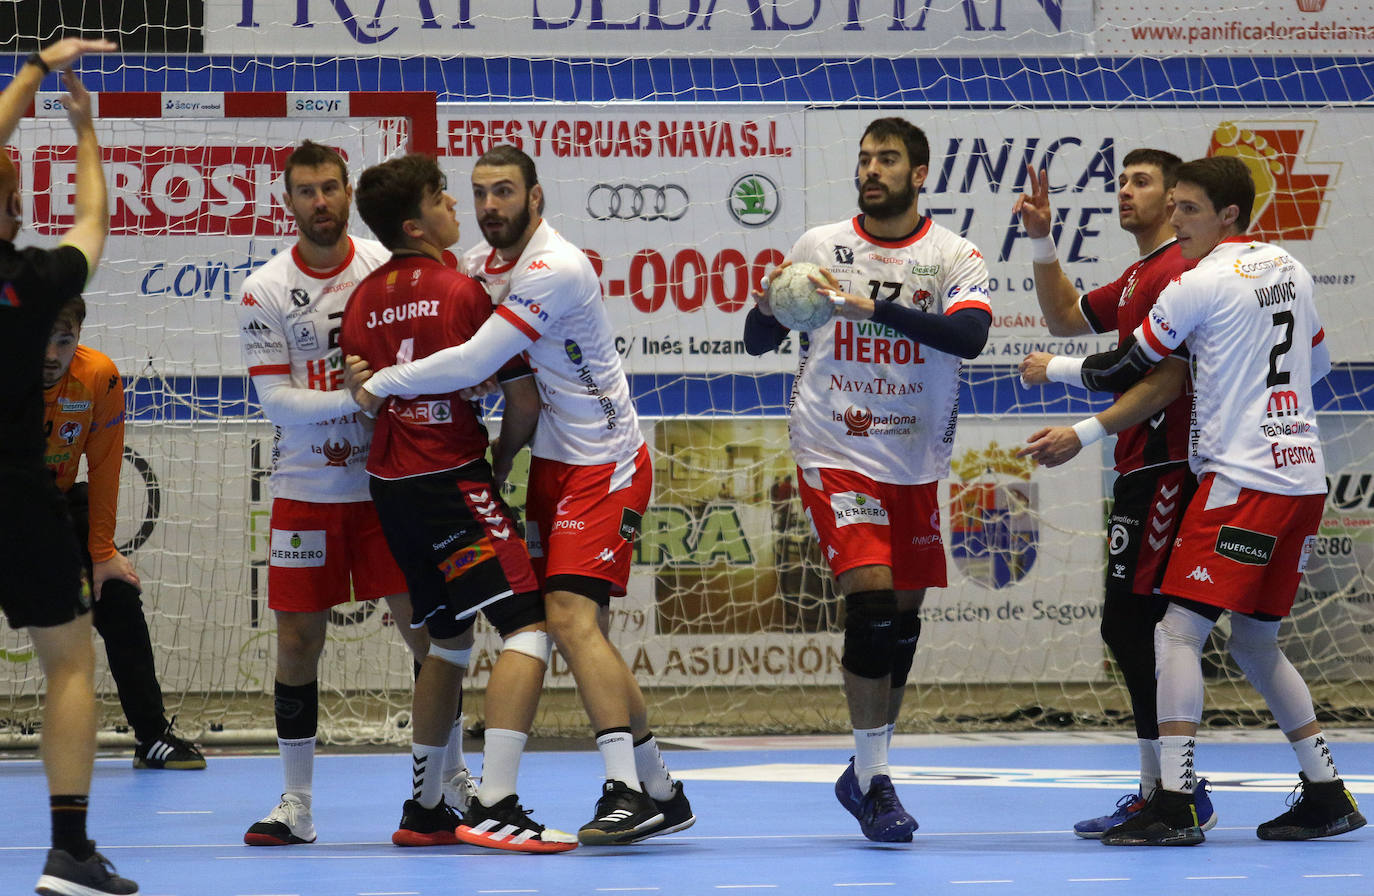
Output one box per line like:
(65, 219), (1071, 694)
(728, 173), (781, 228)
(586, 183), (689, 222)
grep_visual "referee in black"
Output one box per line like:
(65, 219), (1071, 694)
(0, 37), (141, 896)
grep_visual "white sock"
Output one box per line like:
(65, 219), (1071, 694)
(634, 734), (675, 802)
(279, 736), (315, 802)
(444, 714), (467, 779)
(411, 742), (446, 808)
(885, 722), (897, 749)
(477, 728), (528, 805)
(1140, 738), (1162, 795)
(1291, 733), (1339, 783)
(1159, 735), (1196, 795)
(596, 729), (642, 791)
(853, 725), (889, 793)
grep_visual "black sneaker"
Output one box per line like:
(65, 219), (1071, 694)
(1257, 774), (1367, 841)
(623, 781), (696, 843)
(133, 720), (206, 770)
(35, 842), (139, 895)
(577, 780), (665, 845)
(1101, 788), (1205, 846)
(392, 798), (462, 847)
(455, 793), (578, 853)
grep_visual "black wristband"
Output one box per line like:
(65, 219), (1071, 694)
(25, 52), (51, 75)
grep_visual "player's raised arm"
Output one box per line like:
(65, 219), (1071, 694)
(1015, 165), (1091, 336)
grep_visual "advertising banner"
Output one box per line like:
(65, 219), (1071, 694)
(1095, 0), (1374, 55)
(205, 0), (1091, 57)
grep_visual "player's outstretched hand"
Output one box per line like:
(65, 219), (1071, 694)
(344, 354), (383, 416)
(1019, 351), (1053, 386)
(1012, 165), (1052, 240)
(38, 38), (119, 71)
(1017, 425), (1082, 468)
(58, 69), (94, 130)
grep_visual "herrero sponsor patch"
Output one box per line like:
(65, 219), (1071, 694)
(1214, 525), (1276, 566)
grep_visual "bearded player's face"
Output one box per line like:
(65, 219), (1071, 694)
(472, 164), (535, 250)
(856, 135), (923, 220)
(285, 162), (352, 249)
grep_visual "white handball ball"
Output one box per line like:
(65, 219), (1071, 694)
(767, 262), (835, 331)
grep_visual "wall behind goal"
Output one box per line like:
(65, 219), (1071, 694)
(4, 1), (1374, 735)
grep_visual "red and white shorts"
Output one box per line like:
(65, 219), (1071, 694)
(267, 498), (408, 612)
(1160, 473), (1324, 617)
(796, 467), (947, 590)
(526, 442), (652, 596)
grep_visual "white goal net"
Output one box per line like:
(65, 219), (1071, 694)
(3, 1), (1373, 743)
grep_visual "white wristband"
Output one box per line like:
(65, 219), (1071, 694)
(1030, 236), (1058, 264)
(1045, 355), (1085, 384)
(1071, 417), (1107, 447)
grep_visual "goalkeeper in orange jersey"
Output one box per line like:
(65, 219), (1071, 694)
(43, 296), (206, 772)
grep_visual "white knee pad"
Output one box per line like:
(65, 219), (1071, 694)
(502, 629), (553, 665)
(428, 643), (473, 668)
(1227, 614), (1317, 734)
(1154, 603), (1214, 726)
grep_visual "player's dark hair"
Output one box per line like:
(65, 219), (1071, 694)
(59, 295), (87, 327)
(861, 118), (930, 169)
(284, 140), (349, 193)
(1121, 148), (1183, 189)
(1176, 156), (1255, 232)
(475, 145), (540, 192)
(355, 153), (446, 250)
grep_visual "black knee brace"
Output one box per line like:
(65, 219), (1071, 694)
(842, 590), (898, 679)
(890, 611), (921, 688)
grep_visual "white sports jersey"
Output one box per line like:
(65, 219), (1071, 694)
(237, 237), (391, 502)
(1137, 238), (1328, 496)
(462, 221), (643, 467)
(787, 215), (991, 484)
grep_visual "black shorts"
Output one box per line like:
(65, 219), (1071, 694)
(369, 459), (544, 640)
(1105, 463), (1197, 599)
(0, 468), (90, 629)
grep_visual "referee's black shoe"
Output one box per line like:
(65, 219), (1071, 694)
(35, 842), (139, 895)
(577, 780), (664, 845)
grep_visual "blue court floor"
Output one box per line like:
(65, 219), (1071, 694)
(2, 731), (1371, 896)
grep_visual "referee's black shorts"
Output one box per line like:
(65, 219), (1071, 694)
(0, 467), (90, 629)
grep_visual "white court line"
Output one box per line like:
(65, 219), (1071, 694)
(1068, 879), (1130, 883)
(595, 889), (662, 892)
(834, 884), (897, 888)
(714, 887), (779, 890)
(358, 892), (421, 895)
(1303, 874), (1364, 878)
(950, 881), (1013, 885)
(1186, 876), (1249, 880)
(157, 810), (213, 815)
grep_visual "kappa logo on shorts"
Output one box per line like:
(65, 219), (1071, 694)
(1214, 525), (1277, 567)
(830, 491), (888, 528)
(1186, 565), (1215, 583)
(270, 529), (326, 568)
(597, 548), (616, 563)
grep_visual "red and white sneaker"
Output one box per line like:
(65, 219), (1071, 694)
(457, 793), (578, 854)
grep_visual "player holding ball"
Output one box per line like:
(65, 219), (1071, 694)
(744, 116), (992, 843)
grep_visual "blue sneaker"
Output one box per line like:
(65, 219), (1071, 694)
(835, 757), (864, 818)
(1195, 778), (1218, 832)
(1074, 792), (1147, 839)
(856, 774), (917, 843)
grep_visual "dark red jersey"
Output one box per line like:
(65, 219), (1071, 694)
(1080, 239), (1198, 474)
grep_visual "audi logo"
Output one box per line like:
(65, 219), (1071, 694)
(586, 183), (689, 222)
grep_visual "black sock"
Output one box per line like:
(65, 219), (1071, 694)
(51, 795), (91, 858)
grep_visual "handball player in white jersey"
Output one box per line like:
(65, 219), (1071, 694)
(346, 146), (692, 846)
(1020, 156), (1364, 846)
(236, 141), (470, 847)
(744, 117), (991, 842)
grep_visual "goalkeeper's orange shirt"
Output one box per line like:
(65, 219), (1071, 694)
(44, 344), (126, 563)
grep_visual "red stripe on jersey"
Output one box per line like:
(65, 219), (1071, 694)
(290, 238), (360, 280)
(483, 250), (519, 275)
(495, 304), (542, 341)
(1140, 322), (1172, 360)
(850, 215), (933, 249)
(946, 299), (990, 315)
(1313, 327), (1325, 346)
(249, 364), (292, 377)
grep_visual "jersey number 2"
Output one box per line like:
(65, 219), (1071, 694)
(1267, 310), (1294, 387)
